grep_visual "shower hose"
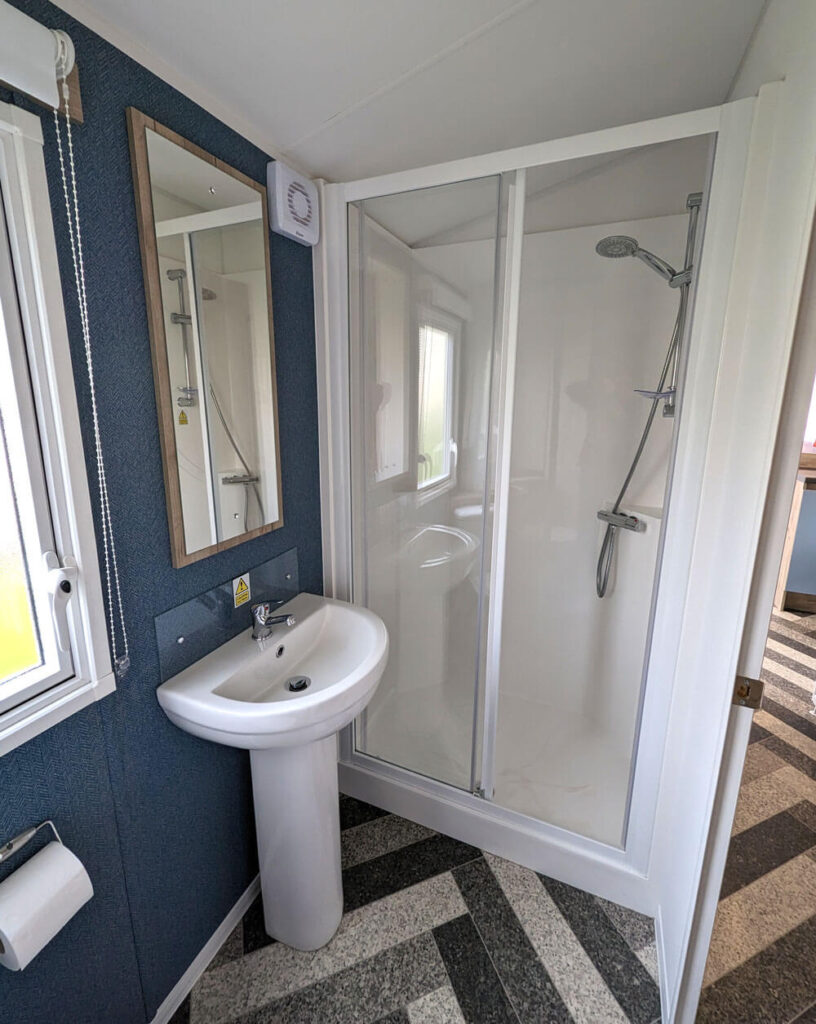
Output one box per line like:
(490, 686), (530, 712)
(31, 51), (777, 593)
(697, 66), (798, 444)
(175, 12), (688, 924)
(595, 284), (688, 598)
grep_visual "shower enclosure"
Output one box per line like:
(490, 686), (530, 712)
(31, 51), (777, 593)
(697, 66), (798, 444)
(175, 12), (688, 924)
(340, 129), (717, 848)
(315, 80), (816, 1021)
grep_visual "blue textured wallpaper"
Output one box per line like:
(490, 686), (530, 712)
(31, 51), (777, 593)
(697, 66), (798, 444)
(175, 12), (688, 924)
(0, 2), (322, 1021)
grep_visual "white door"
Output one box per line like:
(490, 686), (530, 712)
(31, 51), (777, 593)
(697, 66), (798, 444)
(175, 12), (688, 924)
(314, 67), (816, 1024)
(663, 68), (816, 1023)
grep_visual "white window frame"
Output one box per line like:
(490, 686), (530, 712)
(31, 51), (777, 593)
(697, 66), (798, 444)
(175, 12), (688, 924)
(0, 99), (114, 756)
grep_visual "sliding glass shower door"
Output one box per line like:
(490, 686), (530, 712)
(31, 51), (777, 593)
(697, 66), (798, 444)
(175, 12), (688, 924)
(346, 133), (714, 851)
(348, 176), (504, 791)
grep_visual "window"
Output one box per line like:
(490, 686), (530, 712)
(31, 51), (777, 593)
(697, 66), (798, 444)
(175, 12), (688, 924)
(0, 196), (74, 710)
(417, 319), (456, 491)
(0, 100), (113, 755)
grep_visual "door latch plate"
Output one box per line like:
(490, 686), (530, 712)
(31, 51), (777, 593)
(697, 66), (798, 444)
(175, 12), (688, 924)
(733, 675), (764, 710)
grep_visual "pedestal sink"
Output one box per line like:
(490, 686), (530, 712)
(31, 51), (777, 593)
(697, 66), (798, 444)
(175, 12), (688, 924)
(156, 592), (388, 950)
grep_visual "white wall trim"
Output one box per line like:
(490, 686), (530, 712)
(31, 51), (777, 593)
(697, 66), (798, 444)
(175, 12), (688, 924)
(150, 875), (260, 1024)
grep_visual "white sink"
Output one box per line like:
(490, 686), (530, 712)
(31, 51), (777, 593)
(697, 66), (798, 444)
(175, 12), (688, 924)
(156, 592), (388, 950)
(157, 592), (387, 748)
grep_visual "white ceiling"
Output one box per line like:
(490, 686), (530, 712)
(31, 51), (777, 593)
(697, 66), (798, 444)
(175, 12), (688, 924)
(56, 0), (766, 182)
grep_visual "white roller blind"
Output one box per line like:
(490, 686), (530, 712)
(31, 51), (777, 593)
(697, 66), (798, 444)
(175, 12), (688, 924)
(0, 0), (63, 108)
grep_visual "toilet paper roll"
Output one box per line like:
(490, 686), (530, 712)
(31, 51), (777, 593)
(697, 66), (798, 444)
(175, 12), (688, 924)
(0, 841), (93, 971)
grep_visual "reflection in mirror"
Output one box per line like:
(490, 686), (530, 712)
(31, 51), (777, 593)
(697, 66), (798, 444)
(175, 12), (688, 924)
(128, 110), (282, 566)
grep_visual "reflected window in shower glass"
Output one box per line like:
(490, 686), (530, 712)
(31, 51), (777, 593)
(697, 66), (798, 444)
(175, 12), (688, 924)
(368, 254), (410, 484)
(417, 322), (455, 489)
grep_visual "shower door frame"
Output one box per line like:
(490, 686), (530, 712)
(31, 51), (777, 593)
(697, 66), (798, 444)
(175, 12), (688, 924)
(318, 95), (748, 898)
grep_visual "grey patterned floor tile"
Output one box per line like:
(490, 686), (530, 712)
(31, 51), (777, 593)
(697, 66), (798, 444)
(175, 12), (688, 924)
(432, 914), (520, 1024)
(594, 897), (655, 953)
(452, 858), (571, 1024)
(763, 646), (816, 682)
(406, 985), (466, 1024)
(343, 833), (481, 912)
(235, 932), (447, 1024)
(762, 735), (816, 781)
(698, 914), (816, 1024)
(761, 666), (815, 705)
(485, 854), (628, 1024)
(209, 921), (245, 972)
(540, 876), (660, 1024)
(739, 741), (789, 784)
(342, 813), (437, 869)
(168, 995), (190, 1024)
(191, 874), (466, 1024)
(767, 627), (816, 659)
(242, 895), (275, 956)
(719, 807), (816, 898)
(636, 943), (659, 985)
(792, 1000), (816, 1022)
(788, 799), (816, 833)
(763, 683), (816, 742)
(373, 1012), (409, 1024)
(704, 852), (816, 986)
(771, 613), (816, 638)
(340, 794), (390, 831)
(764, 697), (816, 744)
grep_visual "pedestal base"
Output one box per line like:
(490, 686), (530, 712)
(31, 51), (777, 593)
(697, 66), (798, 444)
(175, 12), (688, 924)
(250, 735), (343, 950)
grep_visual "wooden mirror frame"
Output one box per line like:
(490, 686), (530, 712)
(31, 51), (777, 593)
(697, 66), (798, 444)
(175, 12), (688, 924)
(126, 108), (283, 568)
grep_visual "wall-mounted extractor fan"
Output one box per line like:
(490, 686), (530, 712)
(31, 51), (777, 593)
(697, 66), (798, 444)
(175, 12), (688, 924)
(266, 160), (319, 247)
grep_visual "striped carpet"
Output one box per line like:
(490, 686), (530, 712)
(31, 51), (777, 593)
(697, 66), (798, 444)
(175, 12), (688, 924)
(172, 796), (661, 1024)
(698, 610), (816, 1024)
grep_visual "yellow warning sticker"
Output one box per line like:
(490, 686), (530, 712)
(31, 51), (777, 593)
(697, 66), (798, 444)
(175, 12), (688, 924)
(178, 410), (188, 425)
(233, 574), (251, 608)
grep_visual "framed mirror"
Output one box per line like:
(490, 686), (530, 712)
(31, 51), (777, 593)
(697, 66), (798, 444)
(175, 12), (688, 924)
(127, 108), (283, 568)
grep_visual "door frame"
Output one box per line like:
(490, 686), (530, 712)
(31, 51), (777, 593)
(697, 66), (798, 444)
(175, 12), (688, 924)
(312, 72), (816, 1022)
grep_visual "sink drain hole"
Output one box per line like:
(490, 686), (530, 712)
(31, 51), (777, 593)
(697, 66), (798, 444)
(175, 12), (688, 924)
(286, 676), (311, 693)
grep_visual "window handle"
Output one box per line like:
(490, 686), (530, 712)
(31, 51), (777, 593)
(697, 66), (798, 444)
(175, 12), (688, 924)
(44, 552), (78, 653)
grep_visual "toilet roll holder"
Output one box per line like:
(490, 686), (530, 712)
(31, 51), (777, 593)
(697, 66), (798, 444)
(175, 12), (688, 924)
(0, 821), (62, 865)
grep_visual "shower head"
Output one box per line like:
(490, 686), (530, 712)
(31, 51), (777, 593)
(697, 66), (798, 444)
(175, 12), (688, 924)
(595, 235), (639, 258)
(595, 235), (678, 284)
(166, 268), (186, 281)
(201, 288), (217, 301)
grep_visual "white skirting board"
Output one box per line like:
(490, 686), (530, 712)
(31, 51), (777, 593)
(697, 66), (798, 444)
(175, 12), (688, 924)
(150, 875), (260, 1024)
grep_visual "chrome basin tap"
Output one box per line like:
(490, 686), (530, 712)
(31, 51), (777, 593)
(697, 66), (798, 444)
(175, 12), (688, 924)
(251, 602), (296, 641)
